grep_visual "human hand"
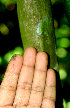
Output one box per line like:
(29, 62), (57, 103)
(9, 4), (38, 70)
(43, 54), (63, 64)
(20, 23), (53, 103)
(0, 47), (56, 108)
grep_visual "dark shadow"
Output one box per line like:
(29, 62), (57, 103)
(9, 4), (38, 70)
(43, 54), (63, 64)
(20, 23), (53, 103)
(46, 52), (63, 108)
(55, 70), (63, 108)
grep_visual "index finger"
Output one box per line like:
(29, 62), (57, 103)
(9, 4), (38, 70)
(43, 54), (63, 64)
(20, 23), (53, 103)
(0, 54), (23, 106)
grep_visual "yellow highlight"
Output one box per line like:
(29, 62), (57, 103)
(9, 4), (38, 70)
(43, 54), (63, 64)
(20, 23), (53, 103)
(13, 46), (23, 55)
(57, 38), (70, 48)
(67, 101), (70, 108)
(59, 69), (67, 80)
(59, 25), (70, 37)
(63, 99), (67, 108)
(54, 19), (58, 29)
(51, 0), (59, 4)
(0, 56), (2, 65)
(60, 38), (69, 48)
(0, 23), (9, 35)
(4, 51), (13, 63)
(57, 48), (67, 58)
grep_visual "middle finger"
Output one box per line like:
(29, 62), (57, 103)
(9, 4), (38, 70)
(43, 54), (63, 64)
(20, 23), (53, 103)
(28, 52), (48, 107)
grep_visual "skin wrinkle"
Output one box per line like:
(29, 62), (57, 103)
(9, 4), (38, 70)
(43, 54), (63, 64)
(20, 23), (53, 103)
(14, 59), (23, 90)
(1, 71), (19, 91)
(28, 104), (41, 108)
(43, 94), (56, 102)
(32, 86), (44, 92)
(0, 55), (23, 107)
(28, 88), (45, 107)
(13, 71), (34, 107)
(14, 87), (44, 107)
(22, 65), (47, 77)
(43, 86), (56, 102)
(28, 102), (42, 107)
(0, 106), (15, 108)
(43, 97), (56, 102)
(0, 48), (56, 108)
(0, 85), (16, 91)
(0, 87), (16, 91)
(0, 105), (42, 108)
(17, 82), (32, 90)
(45, 85), (56, 87)
(5, 70), (20, 77)
(34, 69), (47, 73)
(0, 104), (13, 107)
(14, 105), (41, 108)
(14, 103), (28, 108)
(14, 75), (45, 107)
(23, 60), (35, 67)
(23, 64), (35, 68)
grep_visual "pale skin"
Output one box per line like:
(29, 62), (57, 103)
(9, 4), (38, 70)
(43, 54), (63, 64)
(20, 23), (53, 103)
(0, 47), (56, 108)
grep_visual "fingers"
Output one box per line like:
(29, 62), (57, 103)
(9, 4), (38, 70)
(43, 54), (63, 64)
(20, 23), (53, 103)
(13, 47), (37, 107)
(0, 55), (23, 106)
(42, 69), (56, 108)
(0, 47), (56, 108)
(28, 52), (48, 107)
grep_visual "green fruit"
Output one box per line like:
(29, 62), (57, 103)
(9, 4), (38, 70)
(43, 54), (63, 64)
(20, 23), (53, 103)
(17, 0), (59, 71)
(59, 68), (67, 80)
(57, 48), (67, 58)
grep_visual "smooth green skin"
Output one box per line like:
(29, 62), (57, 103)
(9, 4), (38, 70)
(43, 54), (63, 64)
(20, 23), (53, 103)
(64, 0), (70, 25)
(17, 0), (58, 72)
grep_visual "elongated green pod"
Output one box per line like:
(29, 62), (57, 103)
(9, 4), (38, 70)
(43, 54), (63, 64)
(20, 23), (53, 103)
(17, 0), (59, 72)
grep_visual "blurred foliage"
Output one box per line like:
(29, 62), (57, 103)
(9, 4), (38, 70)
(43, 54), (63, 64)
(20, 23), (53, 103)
(63, 0), (70, 25)
(0, 0), (70, 107)
(0, 0), (17, 4)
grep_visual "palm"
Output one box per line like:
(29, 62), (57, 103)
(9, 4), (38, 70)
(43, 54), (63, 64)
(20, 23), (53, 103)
(0, 47), (56, 108)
